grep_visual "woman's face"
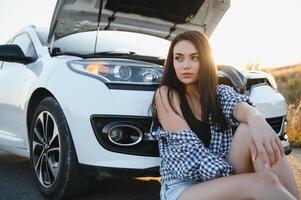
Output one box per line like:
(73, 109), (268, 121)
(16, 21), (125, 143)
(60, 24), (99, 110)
(173, 40), (200, 87)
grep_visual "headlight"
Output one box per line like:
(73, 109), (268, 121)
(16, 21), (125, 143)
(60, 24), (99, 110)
(68, 59), (164, 84)
(266, 73), (278, 90)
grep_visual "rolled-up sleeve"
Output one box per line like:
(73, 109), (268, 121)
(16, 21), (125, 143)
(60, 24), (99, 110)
(151, 126), (234, 182)
(198, 154), (233, 181)
(217, 84), (253, 126)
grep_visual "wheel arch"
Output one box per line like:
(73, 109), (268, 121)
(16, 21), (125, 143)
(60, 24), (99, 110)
(26, 88), (56, 140)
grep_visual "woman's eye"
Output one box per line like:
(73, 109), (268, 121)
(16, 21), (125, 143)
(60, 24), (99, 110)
(174, 56), (183, 62)
(192, 56), (199, 61)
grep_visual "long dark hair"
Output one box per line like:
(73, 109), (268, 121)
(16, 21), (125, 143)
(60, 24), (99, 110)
(149, 30), (228, 132)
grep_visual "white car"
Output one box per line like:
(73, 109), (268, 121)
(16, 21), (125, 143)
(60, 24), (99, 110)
(0, 0), (291, 199)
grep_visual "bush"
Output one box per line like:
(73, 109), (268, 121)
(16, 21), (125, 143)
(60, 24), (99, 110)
(287, 102), (301, 147)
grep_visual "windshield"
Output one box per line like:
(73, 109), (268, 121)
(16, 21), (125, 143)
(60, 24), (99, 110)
(53, 30), (171, 58)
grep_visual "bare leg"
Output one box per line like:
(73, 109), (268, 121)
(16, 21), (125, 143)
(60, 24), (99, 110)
(271, 157), (300, 199)
(178, 170), (296, 200)
(178, 122), (298, 200)
(228, 123), (300, 199)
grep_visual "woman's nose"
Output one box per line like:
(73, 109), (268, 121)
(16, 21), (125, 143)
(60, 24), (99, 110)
(182, 59), (192, 69)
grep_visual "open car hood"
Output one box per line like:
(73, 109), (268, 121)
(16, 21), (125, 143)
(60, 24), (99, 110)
(48, 0), (230, 43)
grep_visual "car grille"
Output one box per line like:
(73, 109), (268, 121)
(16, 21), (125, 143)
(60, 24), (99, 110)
(266, 117), (284, 135)
(246, 78), (269, 91)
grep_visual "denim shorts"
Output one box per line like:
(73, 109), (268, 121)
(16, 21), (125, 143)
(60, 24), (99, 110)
(160, 179), (198, 200)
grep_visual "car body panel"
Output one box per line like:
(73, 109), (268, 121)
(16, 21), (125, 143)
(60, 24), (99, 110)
(249, 85), (287, 118)
(48, 0), (230, 43)
(0, 61), (28, 148)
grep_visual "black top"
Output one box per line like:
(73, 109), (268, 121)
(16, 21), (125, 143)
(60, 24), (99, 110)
(180, 96), (211, 148)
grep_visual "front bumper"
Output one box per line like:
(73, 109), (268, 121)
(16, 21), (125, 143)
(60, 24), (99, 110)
(282, 140), (292, 155)
(81, 164), (160, 177)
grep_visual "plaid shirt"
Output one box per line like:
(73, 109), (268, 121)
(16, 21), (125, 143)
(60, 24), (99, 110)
(150, 84), (252, 183)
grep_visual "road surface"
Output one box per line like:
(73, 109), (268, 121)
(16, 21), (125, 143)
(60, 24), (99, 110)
(0, 149), (300, 199)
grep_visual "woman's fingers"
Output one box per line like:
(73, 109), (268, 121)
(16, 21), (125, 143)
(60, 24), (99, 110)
(255, 142), (271, 168)
(264, 141), (276, 166)
(250, 141), (257, 162)
(274, 135), (285, 157)
(270, 138), (281, 165)
(251, 140), (271, 172)
(250, 141), (261, 172)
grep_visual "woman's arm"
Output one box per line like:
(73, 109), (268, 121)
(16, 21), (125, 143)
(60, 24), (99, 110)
(217, 84), (284, 167)
(155, 86), (190, 132)
(233, 102), (285, 167)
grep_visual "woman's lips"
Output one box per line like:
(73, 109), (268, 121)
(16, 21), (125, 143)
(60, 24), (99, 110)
(181, 73), (193, 77)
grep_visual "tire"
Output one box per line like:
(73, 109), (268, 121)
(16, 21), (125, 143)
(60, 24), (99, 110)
(29, 97), (91, 199)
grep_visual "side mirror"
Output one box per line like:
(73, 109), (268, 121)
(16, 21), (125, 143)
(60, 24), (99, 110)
(0, 44), (35, 64)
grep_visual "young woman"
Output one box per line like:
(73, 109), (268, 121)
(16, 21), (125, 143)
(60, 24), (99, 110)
(149, 31), (299, 200)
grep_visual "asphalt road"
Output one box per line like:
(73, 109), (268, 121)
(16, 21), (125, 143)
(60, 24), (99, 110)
(0, 151), (161, 200)
(0, 149), (300, 200)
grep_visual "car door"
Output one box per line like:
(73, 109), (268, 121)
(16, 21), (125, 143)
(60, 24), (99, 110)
(0, 33), (37, 148)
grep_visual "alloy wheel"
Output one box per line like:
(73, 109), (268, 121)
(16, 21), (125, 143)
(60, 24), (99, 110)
(32, 111), (61, 188)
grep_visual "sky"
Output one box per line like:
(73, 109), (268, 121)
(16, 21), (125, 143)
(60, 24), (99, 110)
(210, 0), (301, 68)
(0, 0), (301, 68)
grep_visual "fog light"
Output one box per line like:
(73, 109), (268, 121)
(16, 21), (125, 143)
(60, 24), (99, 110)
(107, 124), (143, 146)
(109, 128), (124, 142)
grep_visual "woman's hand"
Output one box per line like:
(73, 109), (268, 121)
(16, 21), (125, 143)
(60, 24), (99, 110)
(233, 102), (285, 168)
(248, 114), (285, 168)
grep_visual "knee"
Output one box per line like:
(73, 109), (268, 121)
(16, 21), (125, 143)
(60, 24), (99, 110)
(251, 171), (283, 200)
(233, 123), (252, 143)
(257, 170), (281, 188)
(235, 123), (249, 134)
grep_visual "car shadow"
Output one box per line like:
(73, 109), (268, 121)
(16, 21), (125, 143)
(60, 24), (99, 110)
(0, 151), (160, 200)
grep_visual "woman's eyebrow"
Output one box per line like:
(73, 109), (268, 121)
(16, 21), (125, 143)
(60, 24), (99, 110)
(174, 53), (183, 56)
(174, 52), (198, 55)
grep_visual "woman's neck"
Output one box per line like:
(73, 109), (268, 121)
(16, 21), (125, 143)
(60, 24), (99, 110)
(185, 84), (199, 98)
